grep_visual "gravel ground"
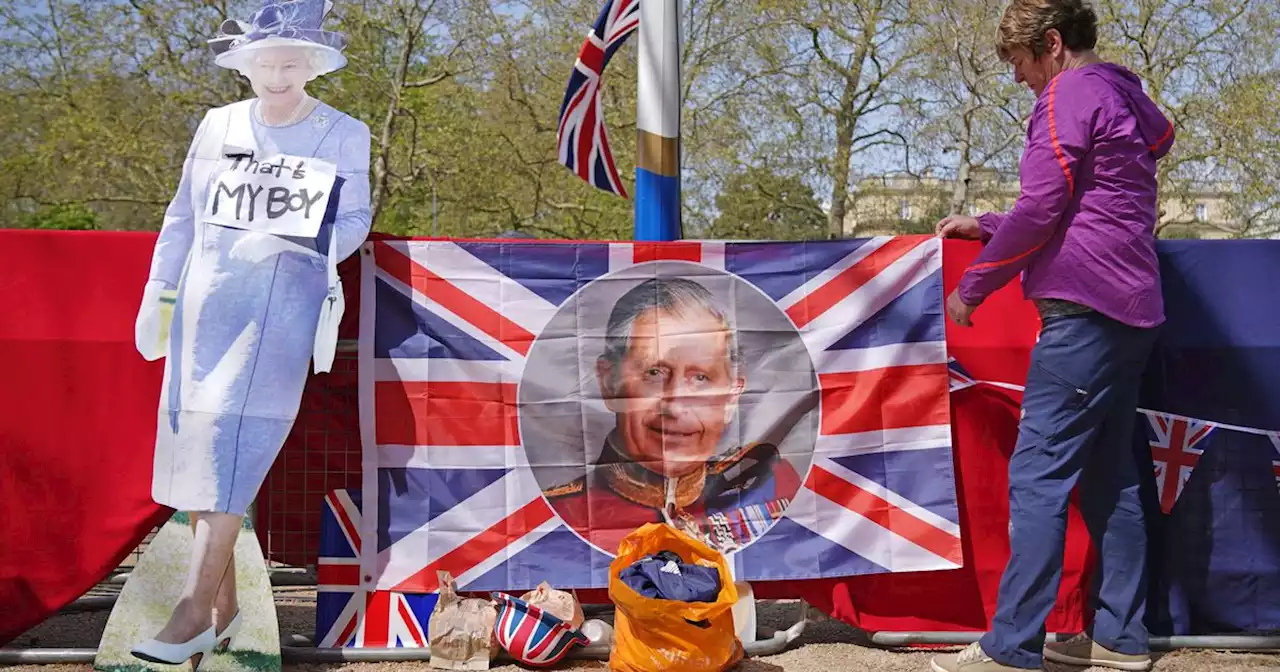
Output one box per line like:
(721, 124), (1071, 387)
(6, 585), (1278, 672)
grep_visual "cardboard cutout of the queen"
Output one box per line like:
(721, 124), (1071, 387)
(129, 1), (370, 664)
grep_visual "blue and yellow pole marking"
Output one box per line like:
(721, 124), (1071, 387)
(634, 0), (681, 242)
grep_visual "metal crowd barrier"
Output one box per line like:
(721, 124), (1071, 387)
(6, 335), (1280, 662)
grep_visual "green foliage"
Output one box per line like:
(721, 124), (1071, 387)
(706, 167), (827, 240)
(19, 204), (98, 230)
(1161, 227), (1202, 240)
(0, 0), (1276, 239)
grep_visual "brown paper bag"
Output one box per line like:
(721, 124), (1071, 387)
(428, 571), (499, 670)
(519, 581), (585, 629)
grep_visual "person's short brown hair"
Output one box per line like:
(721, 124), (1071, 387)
(996, 0), (1098, 61)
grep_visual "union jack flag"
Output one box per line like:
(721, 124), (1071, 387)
(1271, 432), (1280, 494)
(357, 236), (961, 594)
(555, 0), (639, 197)
(948, 358), (976, 392)
(316, 489), (437, 647)
(1145, 412), (1216, 514)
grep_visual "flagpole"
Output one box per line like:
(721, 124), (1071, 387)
(634, 0), (681, 242)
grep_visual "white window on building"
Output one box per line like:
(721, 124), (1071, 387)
(899, 198), (912, 221)
(1195, 203), (1208, 221)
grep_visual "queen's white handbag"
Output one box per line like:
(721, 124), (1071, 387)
(313, 223), (342, 373)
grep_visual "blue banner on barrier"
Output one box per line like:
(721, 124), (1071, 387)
(1139, 240), (1280, 635)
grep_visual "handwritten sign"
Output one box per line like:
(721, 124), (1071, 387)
(203, 152), (337, 237)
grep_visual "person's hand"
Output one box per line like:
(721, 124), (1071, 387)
(946, 289), (977, 327)
(935, 214), (982, 240)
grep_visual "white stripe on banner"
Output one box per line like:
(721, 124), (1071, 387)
(699, 240), (726, 270)
(359, 241), (381, 592)
(374, 266), (528, 365)
(390, 240), (559, 338)
(796, 239), (941, 356)
(374, 358), (522, 384)
(332, 490), (362, 555)
(777, 237), (891, 310)
(454, 516), (564, 589)
(818, 456), (961, 538)
(814, 341), (948, 374)
(374, 470), (543, 590)
(318, 590), (362, 647)
(608, 243), (633, 272)
(377, 444), (527, 470)
(813, 424), (953, 458)
(788, 476), (961, 572)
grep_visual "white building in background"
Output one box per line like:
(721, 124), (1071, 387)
(843, 167), (1246, 239)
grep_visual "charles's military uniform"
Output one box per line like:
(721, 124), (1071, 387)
(543, 435), (800, 554)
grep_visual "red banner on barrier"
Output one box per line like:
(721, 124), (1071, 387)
(0, 231), (1090, 643)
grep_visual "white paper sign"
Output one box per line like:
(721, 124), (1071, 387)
(203, 152), (337, 237)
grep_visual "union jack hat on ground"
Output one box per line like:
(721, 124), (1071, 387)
(491, 592), (589, 667)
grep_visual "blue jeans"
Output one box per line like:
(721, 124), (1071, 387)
(980, 311), (1158, 669)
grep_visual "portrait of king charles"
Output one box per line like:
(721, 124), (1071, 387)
(539, 276), (806, 555)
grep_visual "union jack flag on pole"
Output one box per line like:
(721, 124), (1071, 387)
(357, 236), (962, 593)
(555, 0), (639, 198)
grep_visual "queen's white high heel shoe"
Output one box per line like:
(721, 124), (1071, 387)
(131, 626), (217, 670)
(215, 609), (242, 653)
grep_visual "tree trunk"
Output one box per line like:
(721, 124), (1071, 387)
(824, 29), (873, 239)
(370, 25), (417, 224)
(949, 109), (975, 215)
(826, 84), (857, 238)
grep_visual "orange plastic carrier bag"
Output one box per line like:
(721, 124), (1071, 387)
(607, 523), (743, 672)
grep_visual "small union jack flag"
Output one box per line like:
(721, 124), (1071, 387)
(555, 0), (639, 198)
(1145, 413), (1215, 514)
(316, 489), (437, 647)
(947, 358), (977, 392)
(1270, 432), (1280, 494)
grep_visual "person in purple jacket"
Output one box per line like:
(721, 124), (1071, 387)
(931, 1), (1174, 671)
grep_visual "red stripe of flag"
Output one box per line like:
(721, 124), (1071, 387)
(819, 364), (950, 435)
(317, 561), (361, 587)
(391, 498), (556, 593)
(786, 237), (925, 328)
(364, 591), (390, 647)
(375, 242), (534, 356)
(375, 381), (519, 446)
(633, 242), (702, 264)
(334, 609), (360, 647)
(578, 38), (604, 73)
(396, 597), (427, 647)
(807, 465), (963, 565)
(328, 493), (362, 554)
(577, 80), (604, 186)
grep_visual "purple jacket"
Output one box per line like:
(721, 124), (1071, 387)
(957, 63), (1175, 328)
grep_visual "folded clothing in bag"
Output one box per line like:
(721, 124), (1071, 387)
(607, 524), (742, 672)
(618, 550), (721, 603)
